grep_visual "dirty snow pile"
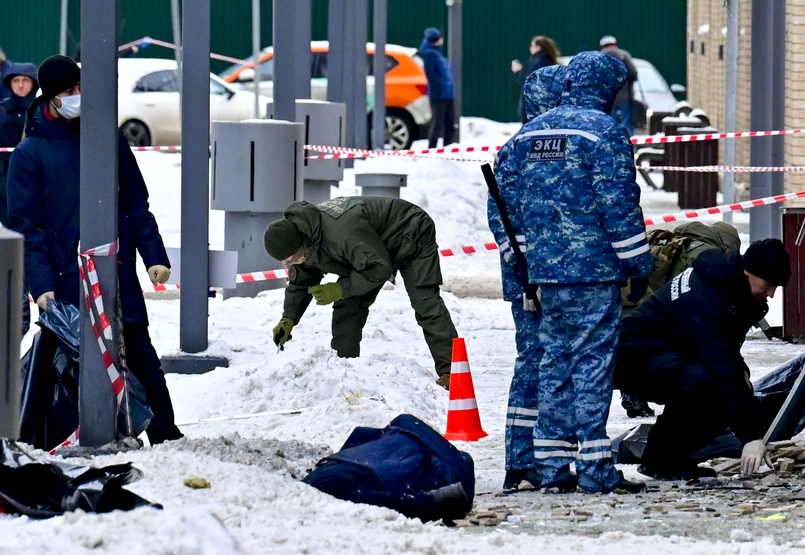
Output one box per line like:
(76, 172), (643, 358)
(1, 118), (804, 555)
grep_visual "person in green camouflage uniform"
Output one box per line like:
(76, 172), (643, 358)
(263, 197), (458, 386)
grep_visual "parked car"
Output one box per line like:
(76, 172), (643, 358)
(219, 41), (432, 150)
(557, 56), (685, 130)
(118, 58), (270, 146)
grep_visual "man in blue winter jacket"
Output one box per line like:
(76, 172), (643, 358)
(419, 28), (457, 148)
(493, 51), (654, 493)
(7, 55), (182, 445)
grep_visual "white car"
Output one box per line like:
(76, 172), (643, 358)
(118, 58), (270, 146)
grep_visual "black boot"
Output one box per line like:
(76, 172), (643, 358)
(621, 394), (655, 418)
(424, 483), (470, 522)
(502, 468), (540, 491)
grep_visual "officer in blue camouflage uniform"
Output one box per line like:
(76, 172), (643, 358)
(494, 51), (654, 493)
(488, 65), (568, 490)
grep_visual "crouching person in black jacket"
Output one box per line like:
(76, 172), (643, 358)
(615, 239), (791, 480)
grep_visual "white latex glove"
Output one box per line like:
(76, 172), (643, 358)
(511, 59), (523, 73)
(36, 291), (55, 311)
(741, 439), (772, 476)
(147, 264), (171, 286)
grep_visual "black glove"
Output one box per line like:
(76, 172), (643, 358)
(627, 276), (650, 304)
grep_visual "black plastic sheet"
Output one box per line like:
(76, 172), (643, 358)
(19, 299), (154, 450)
(0, 439), (159, 518)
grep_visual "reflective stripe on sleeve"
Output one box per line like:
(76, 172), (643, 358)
(614, 243), (650, 259)
(611, 232), (647, 249)
(506, 418), (537, 428)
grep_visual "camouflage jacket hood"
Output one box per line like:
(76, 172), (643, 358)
(562, 51), (627, 111)
(523, 64), (568, 122)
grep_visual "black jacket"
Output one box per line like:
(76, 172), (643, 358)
(514, 52), (553, 122)
(619, 250), (768, 442)
(601, 45), (638, 107)
(7, 104), (169, 325)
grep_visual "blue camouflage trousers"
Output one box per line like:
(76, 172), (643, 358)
(505, 300), (543, 471)
(533, 282), (621, 493)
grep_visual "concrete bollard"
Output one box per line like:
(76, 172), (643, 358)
(356, 173), (407, 198)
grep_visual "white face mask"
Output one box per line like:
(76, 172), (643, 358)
(55, 94), (81, 119)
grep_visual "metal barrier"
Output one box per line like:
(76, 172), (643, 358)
(661, 112), (719, 209)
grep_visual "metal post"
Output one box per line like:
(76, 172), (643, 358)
(446, 0), (462, 143)
(252, 0), (261, 118)
(171, 0), (182, 97)
(771, 0), (786, 239)
(352, 0), (368, 150)
(273, 0), (311, 121)
(180, 0), (211, 353)
(0, 228), (23, 440)
(327, 0), (346, 104)
(371, 0), (387, 151)
(79, 0), (119, 446)
(722, 0), (738, 225)
(59, 0), (69, 56)
(750, 0), (774, 241)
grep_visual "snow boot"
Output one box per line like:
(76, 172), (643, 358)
(502, 468), (540, 491)
(621, 394), (655, 418)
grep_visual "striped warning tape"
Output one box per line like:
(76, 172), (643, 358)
(140, 188), (805, 293)
(649, 165), (805, 173)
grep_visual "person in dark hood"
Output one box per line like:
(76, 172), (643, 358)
(0, 62), (39, 227)
(492, 51), (653, 494)
(599, 36), (638, 136)
(0, 47), (13, 101)
(616, 239), (791, 480)
(263, 196), (459, 388)
(510, 36), (560, 123)
(418, 27), (457, 148)
(6, 55), (183, 445)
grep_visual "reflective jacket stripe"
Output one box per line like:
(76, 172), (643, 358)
(517, 128), (601, 143)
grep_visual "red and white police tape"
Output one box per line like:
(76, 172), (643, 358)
(140, 188), (805, 292)
(648, 165), (805, 173)
(51, 241), (127, 454)
(118, 36), (250, 66)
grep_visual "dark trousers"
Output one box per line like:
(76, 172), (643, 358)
(428, 99), (457, 148)
(615, 347), (728, 471)
(123, 324), (183, 444)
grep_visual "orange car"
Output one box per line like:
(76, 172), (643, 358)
(219, 41), (432, 150)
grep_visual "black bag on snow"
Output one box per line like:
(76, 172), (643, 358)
(304, 414), (475, 522)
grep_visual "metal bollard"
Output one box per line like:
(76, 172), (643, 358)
(0, 227), (23, 439)
(355, 173), (407, 198)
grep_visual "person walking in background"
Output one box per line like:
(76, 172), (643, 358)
(0, 48), (13, 101)
(510, 36), (560, 123)
(494, 51), (653, 494)
(7, 55), (183, 445)
(599, 36), (638, 136)
(0, 62), (39, 336)
(419, 27), (457, 148)
(488, 64), (568, 491)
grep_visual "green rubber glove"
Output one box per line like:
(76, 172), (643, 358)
(308, 283), (343, 305)
(272, 318), (294, 348)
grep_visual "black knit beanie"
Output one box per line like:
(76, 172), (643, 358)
(37, 55), (80, 103)
(264, 219), (303, 261)
(743, 238), (791, 286)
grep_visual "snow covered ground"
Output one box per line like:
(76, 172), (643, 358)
(2, 118), (804, 554)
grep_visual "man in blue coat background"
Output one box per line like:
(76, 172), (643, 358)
(493, 51), (654, 493)
(7, 55), (182, 445)
(419, 27), (457, 149)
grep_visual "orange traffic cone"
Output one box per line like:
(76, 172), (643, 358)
(443, 338), (488, 442)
